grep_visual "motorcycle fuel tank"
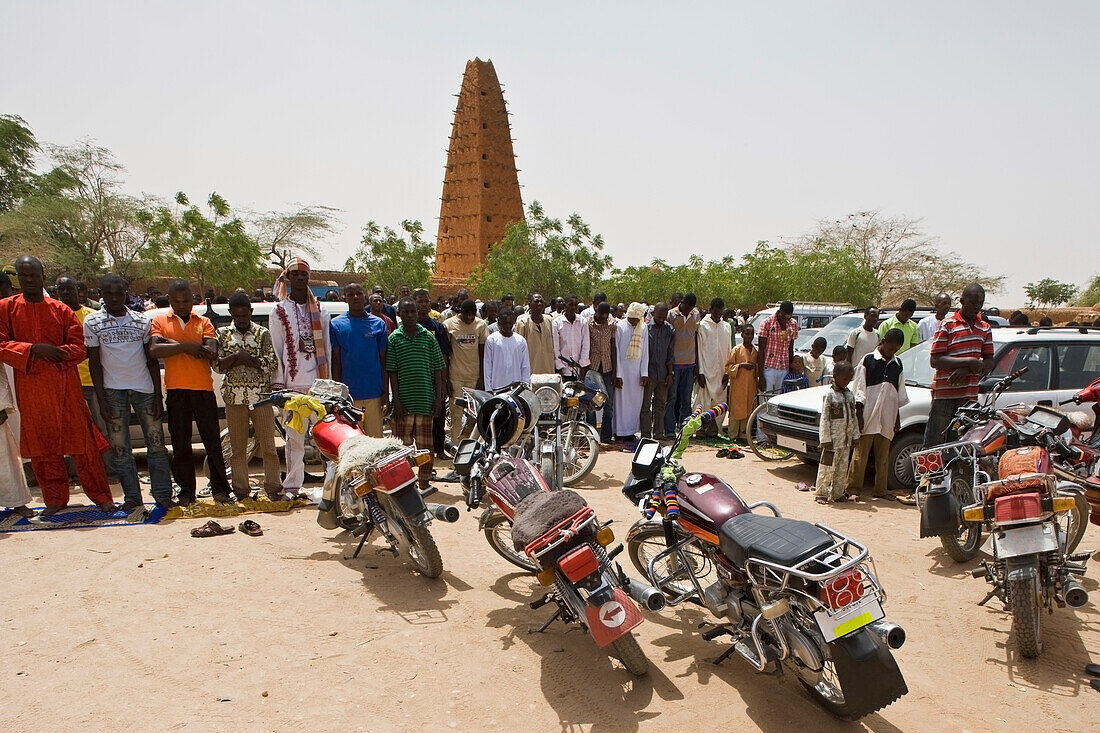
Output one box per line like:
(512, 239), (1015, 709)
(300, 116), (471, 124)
(312, 415), (363, 461)
(675, 473), (749, 543)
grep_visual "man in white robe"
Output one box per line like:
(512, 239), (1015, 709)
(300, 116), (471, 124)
(613, 303), (649, 439)
(483, 308), (530, 391)
(0, 364), (33, 516)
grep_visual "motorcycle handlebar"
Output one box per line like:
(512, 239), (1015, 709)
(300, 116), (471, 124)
(466, 476), (482, 509)
(998, 367), (1028, 388)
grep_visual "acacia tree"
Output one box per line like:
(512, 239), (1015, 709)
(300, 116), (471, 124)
(467, 201), (611, 300)
(145, 192), (265, 292)
(252, 205), (341, 269)
(0, 114), (38, 213)
(1025, 278), (1078, 308)
(344, 219), (434, 295)
(1077, 275), (1100, 308)
(795, 211), (1004, 305)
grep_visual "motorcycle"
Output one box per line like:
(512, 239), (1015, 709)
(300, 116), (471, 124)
(912, 369), (1089, 562)
(453, 381), (661, 675)
(1051, 375), (1100, 524)
(621, 404), (907, 720)
(964, 405), (1094, 657)
(531, 356), (605, 487)
(254, 380), (459, 578)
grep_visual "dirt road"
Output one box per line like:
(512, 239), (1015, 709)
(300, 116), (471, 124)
(1, 447), (1096, 732)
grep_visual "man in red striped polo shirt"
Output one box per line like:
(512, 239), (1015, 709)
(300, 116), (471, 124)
(924, 284), (994, 448)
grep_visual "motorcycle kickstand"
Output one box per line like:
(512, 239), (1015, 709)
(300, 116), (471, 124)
(977, 588), (999, 607)
(350, 521), (374, 559)
(531, 607), (563, 635)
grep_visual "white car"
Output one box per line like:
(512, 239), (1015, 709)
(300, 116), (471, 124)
(757, 326), (1100, 489)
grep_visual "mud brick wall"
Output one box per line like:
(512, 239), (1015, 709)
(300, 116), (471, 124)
(432, 58), (525, 296)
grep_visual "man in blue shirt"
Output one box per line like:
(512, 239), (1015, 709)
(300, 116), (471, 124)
(330, 283), (389, 437)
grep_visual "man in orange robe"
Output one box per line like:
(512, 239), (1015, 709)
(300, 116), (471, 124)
(0, 256), (114, 515)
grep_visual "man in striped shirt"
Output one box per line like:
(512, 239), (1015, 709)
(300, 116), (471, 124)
(387, 299), (446, 491)
(924, 284), (994, 448)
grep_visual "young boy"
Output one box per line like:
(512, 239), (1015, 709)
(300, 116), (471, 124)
(814, 361), (859, 504)
(725, 324), (758, 444)
(215, 292), (281, 500)
(781, 355), (810, 393)
(846, 328), (909, 500)
(802, 337), (828, 386)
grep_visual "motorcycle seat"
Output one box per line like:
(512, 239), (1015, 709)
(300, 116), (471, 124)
(719, 513), (834, 570)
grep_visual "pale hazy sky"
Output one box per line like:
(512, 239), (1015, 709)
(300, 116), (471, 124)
(4, 1), (1098, 305)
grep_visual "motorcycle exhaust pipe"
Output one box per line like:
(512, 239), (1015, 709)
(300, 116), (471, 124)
(868, 621), (906, 649)
(1064, 576), (1089, 608)
(426, 503), (460, 523)
(623, 577), (666, 612)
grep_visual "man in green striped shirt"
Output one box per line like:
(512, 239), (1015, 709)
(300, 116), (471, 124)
(386, 299), (446, 489)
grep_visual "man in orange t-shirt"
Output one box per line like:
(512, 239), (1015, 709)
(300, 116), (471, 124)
(149, 279), (232, 505)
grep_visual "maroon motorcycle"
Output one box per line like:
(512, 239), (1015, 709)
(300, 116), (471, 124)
(621, 405), (907, 720)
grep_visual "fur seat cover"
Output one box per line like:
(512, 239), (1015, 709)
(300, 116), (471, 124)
(337, 435), (405, 480)
(511, 489), (590, 551)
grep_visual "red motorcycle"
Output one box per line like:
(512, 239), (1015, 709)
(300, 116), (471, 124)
(255, 381), (458, 578)
(1052, 375), (1100, 524)
(453, 382), (661, 675)
(622, 404), (907, 720)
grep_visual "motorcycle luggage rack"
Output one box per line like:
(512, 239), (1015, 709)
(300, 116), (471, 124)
(525, 507), (598, 564)
(647, 535), (712, 607)
(911, 441), (981, 481)
(741, 524), (885, 610)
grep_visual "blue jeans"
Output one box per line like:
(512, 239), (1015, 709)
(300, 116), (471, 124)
(586, 370), (615, 441)
(664, 365), (696, 434)
(103, 389), (172, 503)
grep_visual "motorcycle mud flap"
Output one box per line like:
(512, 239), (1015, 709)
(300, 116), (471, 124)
(317, 500), (340, 530)
(828, 629), (908, 719)
(387, 485), (430, 526)
(1006, 559), (1038, 583)
(584, 587), (643, 648)
(919, 486), (960, 538)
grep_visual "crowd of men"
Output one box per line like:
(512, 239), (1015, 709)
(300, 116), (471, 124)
(0, 253), (1060, 517)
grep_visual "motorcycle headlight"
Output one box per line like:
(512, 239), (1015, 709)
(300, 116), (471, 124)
(535, 385), (560, 415)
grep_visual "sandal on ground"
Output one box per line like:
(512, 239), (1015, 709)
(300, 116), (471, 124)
(716, 448), (730, 458)
(190, 520), (235, 538)
(795, 482), (811, 492)
(238, 520), (263, 537)
(873, 493), (894, 501)
(895, 494), (918, 505)
(726, 449), (744, 459)
(814, 497), (829, 505)
(12, 505), (35, 518)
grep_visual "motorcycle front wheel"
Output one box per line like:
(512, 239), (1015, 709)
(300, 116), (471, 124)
(550, 421), (600, 486)
(939, 473), (983, 562)
(627, 522), (710, 599)
(608, 632), (649, 675)
(1009, 572), (1043, 658)
(482, 509), (539, 572)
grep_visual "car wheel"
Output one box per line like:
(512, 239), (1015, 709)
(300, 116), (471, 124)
(888, 430), (924, 491)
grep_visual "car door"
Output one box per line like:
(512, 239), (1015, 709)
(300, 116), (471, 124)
(1053, 342), (1100, 418)
(985, 343), (1054, 409)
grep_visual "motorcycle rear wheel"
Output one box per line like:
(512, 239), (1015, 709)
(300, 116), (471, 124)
(939, 474), (982, 562)
(608, 632), (649, 675)
(334, 480), (366, 529)
(748, 403), (795, 461)
(1009, 573), (1043, 658)
(402, 521), (444, 579)
(482, 510), (539, 572)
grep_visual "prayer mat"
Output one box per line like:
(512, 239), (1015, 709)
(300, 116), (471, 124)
(0, 503), (168, 533)
(161, 494), (311, 521)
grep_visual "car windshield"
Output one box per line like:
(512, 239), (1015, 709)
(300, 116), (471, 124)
(797, 313), (864, 355)
(900, 340), (935, 388)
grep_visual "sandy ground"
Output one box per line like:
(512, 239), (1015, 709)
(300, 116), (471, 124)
(1, 446), (1098, 733)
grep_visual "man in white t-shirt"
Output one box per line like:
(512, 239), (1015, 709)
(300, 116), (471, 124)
(84, 273), (174, 511)
(846, 306), (881, 367)
(917, 293), (952, 342)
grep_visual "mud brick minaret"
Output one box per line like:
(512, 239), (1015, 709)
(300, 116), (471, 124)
(432, 58), (525, 295)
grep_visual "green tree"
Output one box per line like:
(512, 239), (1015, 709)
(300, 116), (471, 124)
(145, 192), (265, 292)
(252, 204), (341, 269)
(1077, 275), (1100, 308)
(1024, 278), (1078, 308)
(0, 140), (151, 281)
(467, 201), (611, 299)
(344, 219), (434, 295)
(0, 114), (39, 213)
(798, 211), (1004, 305)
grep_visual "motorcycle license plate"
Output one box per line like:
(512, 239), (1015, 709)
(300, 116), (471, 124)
(814, 594), (884, 643)
(994, 522), (1059, 559)
(777, 434), (806, 452)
